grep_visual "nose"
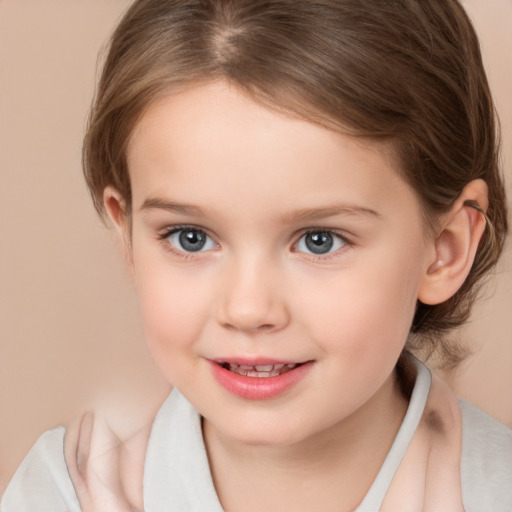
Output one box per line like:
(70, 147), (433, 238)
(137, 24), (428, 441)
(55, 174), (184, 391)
(216, 257), (290, 333)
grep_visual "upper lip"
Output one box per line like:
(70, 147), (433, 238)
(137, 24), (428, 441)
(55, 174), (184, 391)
(210, 357), (310, 366)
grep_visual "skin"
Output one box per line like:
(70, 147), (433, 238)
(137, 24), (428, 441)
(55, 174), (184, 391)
(104, 81), (488, 511)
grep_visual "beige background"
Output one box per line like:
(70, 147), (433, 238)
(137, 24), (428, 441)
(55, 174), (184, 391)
(0, 0), (511, 493)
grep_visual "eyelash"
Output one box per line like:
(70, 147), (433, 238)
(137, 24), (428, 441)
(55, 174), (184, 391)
(157, 225), (218, 260)
(156, 225), (352, 261)
(293, 229), (351, 261)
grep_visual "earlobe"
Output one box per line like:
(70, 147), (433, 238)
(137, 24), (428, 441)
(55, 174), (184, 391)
(418, 179), (488, 305)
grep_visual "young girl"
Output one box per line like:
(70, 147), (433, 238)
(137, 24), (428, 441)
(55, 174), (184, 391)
(2, 0), (511, 510)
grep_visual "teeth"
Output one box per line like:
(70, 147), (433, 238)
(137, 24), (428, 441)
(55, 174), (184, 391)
(224, 362), (300, 377)
(255, 365), (273, 371)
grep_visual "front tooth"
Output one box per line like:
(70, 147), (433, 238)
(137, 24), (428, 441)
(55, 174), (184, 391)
(251, 371), (272, 378)
(255, 365), (273, 371)
(239, 365), (253, 370)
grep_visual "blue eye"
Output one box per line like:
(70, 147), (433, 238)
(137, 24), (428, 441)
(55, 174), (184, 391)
(295, 231), (346, 255)
(167, 228), (217, 253)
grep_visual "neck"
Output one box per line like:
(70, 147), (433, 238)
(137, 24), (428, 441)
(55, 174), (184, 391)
(203, 371), (408, 512)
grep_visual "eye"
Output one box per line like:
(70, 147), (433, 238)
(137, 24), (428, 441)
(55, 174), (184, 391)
(166, 228), (217, 253)
(295, 231), (346, 255)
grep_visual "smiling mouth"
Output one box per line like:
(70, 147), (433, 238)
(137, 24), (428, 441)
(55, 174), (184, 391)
(212, 360), (313, 399)
(219, 362), (302, 378)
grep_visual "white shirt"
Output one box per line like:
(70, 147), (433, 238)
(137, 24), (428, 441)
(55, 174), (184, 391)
(2, 359), (511, 511)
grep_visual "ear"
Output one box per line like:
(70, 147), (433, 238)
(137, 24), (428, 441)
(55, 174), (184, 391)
(103, 186), (133, 267)
(418, 179), (488, 305)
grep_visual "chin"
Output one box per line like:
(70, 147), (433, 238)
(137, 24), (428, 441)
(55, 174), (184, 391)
(210, 413), (316, 447)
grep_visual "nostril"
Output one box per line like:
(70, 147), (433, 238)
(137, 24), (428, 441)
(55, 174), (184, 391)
(220, 321), (276, 333)
(216, 287), (290, 333)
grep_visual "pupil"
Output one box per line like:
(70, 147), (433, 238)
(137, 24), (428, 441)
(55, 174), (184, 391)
(305, 232), (333, 254)
(179, 230), (206, 252)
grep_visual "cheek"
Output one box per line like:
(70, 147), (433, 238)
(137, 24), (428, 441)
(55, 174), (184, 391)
(294, 257), (423, 410)
(132, 258), (214, 370)
(297, 250), (424, 360)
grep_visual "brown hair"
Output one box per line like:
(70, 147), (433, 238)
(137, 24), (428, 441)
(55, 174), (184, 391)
(83, 0), (508, 365)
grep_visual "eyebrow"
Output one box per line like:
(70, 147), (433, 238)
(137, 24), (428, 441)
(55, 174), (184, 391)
(279, 204), (381, 223)
(140, 197), (380, 222)
(140, 197), (207, 216)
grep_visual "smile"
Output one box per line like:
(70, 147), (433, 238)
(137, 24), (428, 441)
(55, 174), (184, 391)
(220, 362), (300, 377)
(210, 360), (313, 400)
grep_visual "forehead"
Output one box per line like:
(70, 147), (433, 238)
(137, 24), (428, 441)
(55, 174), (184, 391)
(126, 81), (422, 224)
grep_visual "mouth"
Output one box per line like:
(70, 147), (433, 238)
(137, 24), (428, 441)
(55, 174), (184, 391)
(210, 359), (313, 400)
(219, 362), (303, 378)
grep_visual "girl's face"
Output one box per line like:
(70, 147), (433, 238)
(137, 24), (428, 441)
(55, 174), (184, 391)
(121, 81), (435, 446)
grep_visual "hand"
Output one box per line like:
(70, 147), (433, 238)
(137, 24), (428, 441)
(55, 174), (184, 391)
(65, 412), (143, 512)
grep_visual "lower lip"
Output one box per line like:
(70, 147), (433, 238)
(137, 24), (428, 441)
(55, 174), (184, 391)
(210, 361), (313, 400)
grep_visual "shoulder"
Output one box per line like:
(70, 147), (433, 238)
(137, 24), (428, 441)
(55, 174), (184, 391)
(459, 399), (512, 512)
(1, 407), (153, 512)
(0, 427), (81, 512)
